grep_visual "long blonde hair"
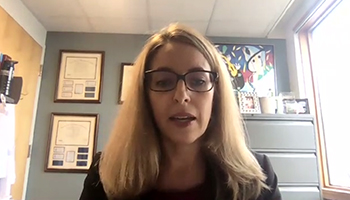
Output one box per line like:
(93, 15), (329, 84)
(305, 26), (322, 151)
(100, 23), (268, 200)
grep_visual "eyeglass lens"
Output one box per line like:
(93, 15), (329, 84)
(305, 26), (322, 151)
(147, 71), (214, 92)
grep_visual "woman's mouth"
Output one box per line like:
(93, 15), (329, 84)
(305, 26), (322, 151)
(169, 113), (196, 127)
(169, 116), (196, 122)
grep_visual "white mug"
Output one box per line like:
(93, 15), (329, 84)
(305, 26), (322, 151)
(259, 97), (276, 114)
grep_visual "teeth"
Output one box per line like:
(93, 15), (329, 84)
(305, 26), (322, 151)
(174, 116), (190, 120)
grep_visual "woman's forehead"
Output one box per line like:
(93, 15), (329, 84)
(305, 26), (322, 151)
(149, 42), (211, 73)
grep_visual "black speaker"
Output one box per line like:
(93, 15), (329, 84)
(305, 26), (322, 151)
(0, 59), (22, 104)
(0, 60), (18, 95)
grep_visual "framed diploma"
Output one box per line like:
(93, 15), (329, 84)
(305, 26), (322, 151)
(45, 113), (99, 173)
(54, 50), (105, 103)
(118, 63), (134, 104)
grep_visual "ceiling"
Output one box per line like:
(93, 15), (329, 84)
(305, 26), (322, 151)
(20, 0), (319, 38)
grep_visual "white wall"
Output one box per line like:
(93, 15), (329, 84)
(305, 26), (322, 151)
(266, 0), (325, 118)
(268, 0), (322, 99)
(0, 0), (47, 48)
(285, 25), (304, 98)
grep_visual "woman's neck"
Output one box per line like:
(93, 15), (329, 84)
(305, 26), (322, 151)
(157, 139), (206, 190)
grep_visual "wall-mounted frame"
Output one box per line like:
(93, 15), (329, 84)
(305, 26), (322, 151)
(118, 63), (134, 104)
(215, 43), (277, 97)
(45, 113), (99, 173)
(238, 91), (261, 114)
(54, 50), (105, 103)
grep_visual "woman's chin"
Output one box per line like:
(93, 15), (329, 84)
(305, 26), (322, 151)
(163, 133), (204, 146)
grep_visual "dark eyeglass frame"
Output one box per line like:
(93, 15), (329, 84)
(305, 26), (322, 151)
(144, 69), (219, 92)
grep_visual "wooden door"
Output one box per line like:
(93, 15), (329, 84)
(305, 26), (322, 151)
(0, 6), (43, 200)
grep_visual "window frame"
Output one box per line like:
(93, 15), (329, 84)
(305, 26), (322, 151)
(296, 0), (350, 199)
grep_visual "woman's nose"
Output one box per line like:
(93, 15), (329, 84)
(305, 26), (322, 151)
(173, 80), (190, 104)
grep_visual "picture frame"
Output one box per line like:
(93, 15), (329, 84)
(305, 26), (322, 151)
(215, 43), (277, 97)
(45, 113), (99, 173)
(118, 63), (134, 104)
(238, 91), (261, 114)
(295, 98), (310, 114)
(54, 50), (105, 103)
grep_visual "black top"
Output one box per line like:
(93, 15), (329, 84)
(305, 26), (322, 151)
(79, 152), (282, 200)
(142, 174), (215, 200)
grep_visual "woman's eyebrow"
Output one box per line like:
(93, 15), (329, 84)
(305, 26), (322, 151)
(188, 66), (206, 72)
(154, 66), (173, 71)
(153, 66), (207, 73)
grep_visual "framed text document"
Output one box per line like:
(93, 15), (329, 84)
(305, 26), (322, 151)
(45, 113), (99, 173)
(54, 50), (105, 103)
(118, 63), (134, 104)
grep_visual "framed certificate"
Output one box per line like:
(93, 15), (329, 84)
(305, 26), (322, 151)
(54, 50), (105, 103)
(45, 113), (99, 173)
(118, 63), (134, 104)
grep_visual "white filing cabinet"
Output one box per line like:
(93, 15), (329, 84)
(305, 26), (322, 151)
(243, 114), (322, 200)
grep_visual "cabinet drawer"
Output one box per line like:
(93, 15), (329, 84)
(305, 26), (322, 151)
(266, 153), (319, 184)
(280, 187), (321, 200)
(245, 120), (316, 150)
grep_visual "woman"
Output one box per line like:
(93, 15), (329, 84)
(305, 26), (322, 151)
(79, 23), (281, 200)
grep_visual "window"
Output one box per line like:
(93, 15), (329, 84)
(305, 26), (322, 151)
(298, 0), (350, 199)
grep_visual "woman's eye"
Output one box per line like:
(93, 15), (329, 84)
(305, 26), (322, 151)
(156, 80), (172, 87)
(192, 79), (205, 85)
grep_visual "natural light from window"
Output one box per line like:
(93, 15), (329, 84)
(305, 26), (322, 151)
(310, 0), (350, 189)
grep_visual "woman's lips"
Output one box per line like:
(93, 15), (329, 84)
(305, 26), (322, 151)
(169, 118), (195, 128)
(169, 112), (196, 128)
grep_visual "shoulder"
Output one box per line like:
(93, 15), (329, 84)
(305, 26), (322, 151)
(79, 152), (108, 200)
(252, 151), (282, 200)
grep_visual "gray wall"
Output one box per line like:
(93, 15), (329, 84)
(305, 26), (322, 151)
(25, 32), (289, 200)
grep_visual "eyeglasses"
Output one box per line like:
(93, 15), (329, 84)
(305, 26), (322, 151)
(144, 69), (219, 92)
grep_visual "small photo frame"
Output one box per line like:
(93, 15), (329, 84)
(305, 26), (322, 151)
(45, 113), (99, 173)
(238, 91), (261, 114)
(118, 63), (134, 104)
(295, 98), (310, 114)
(283, 101), (298, 114)
(54, 50), (105, 103)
